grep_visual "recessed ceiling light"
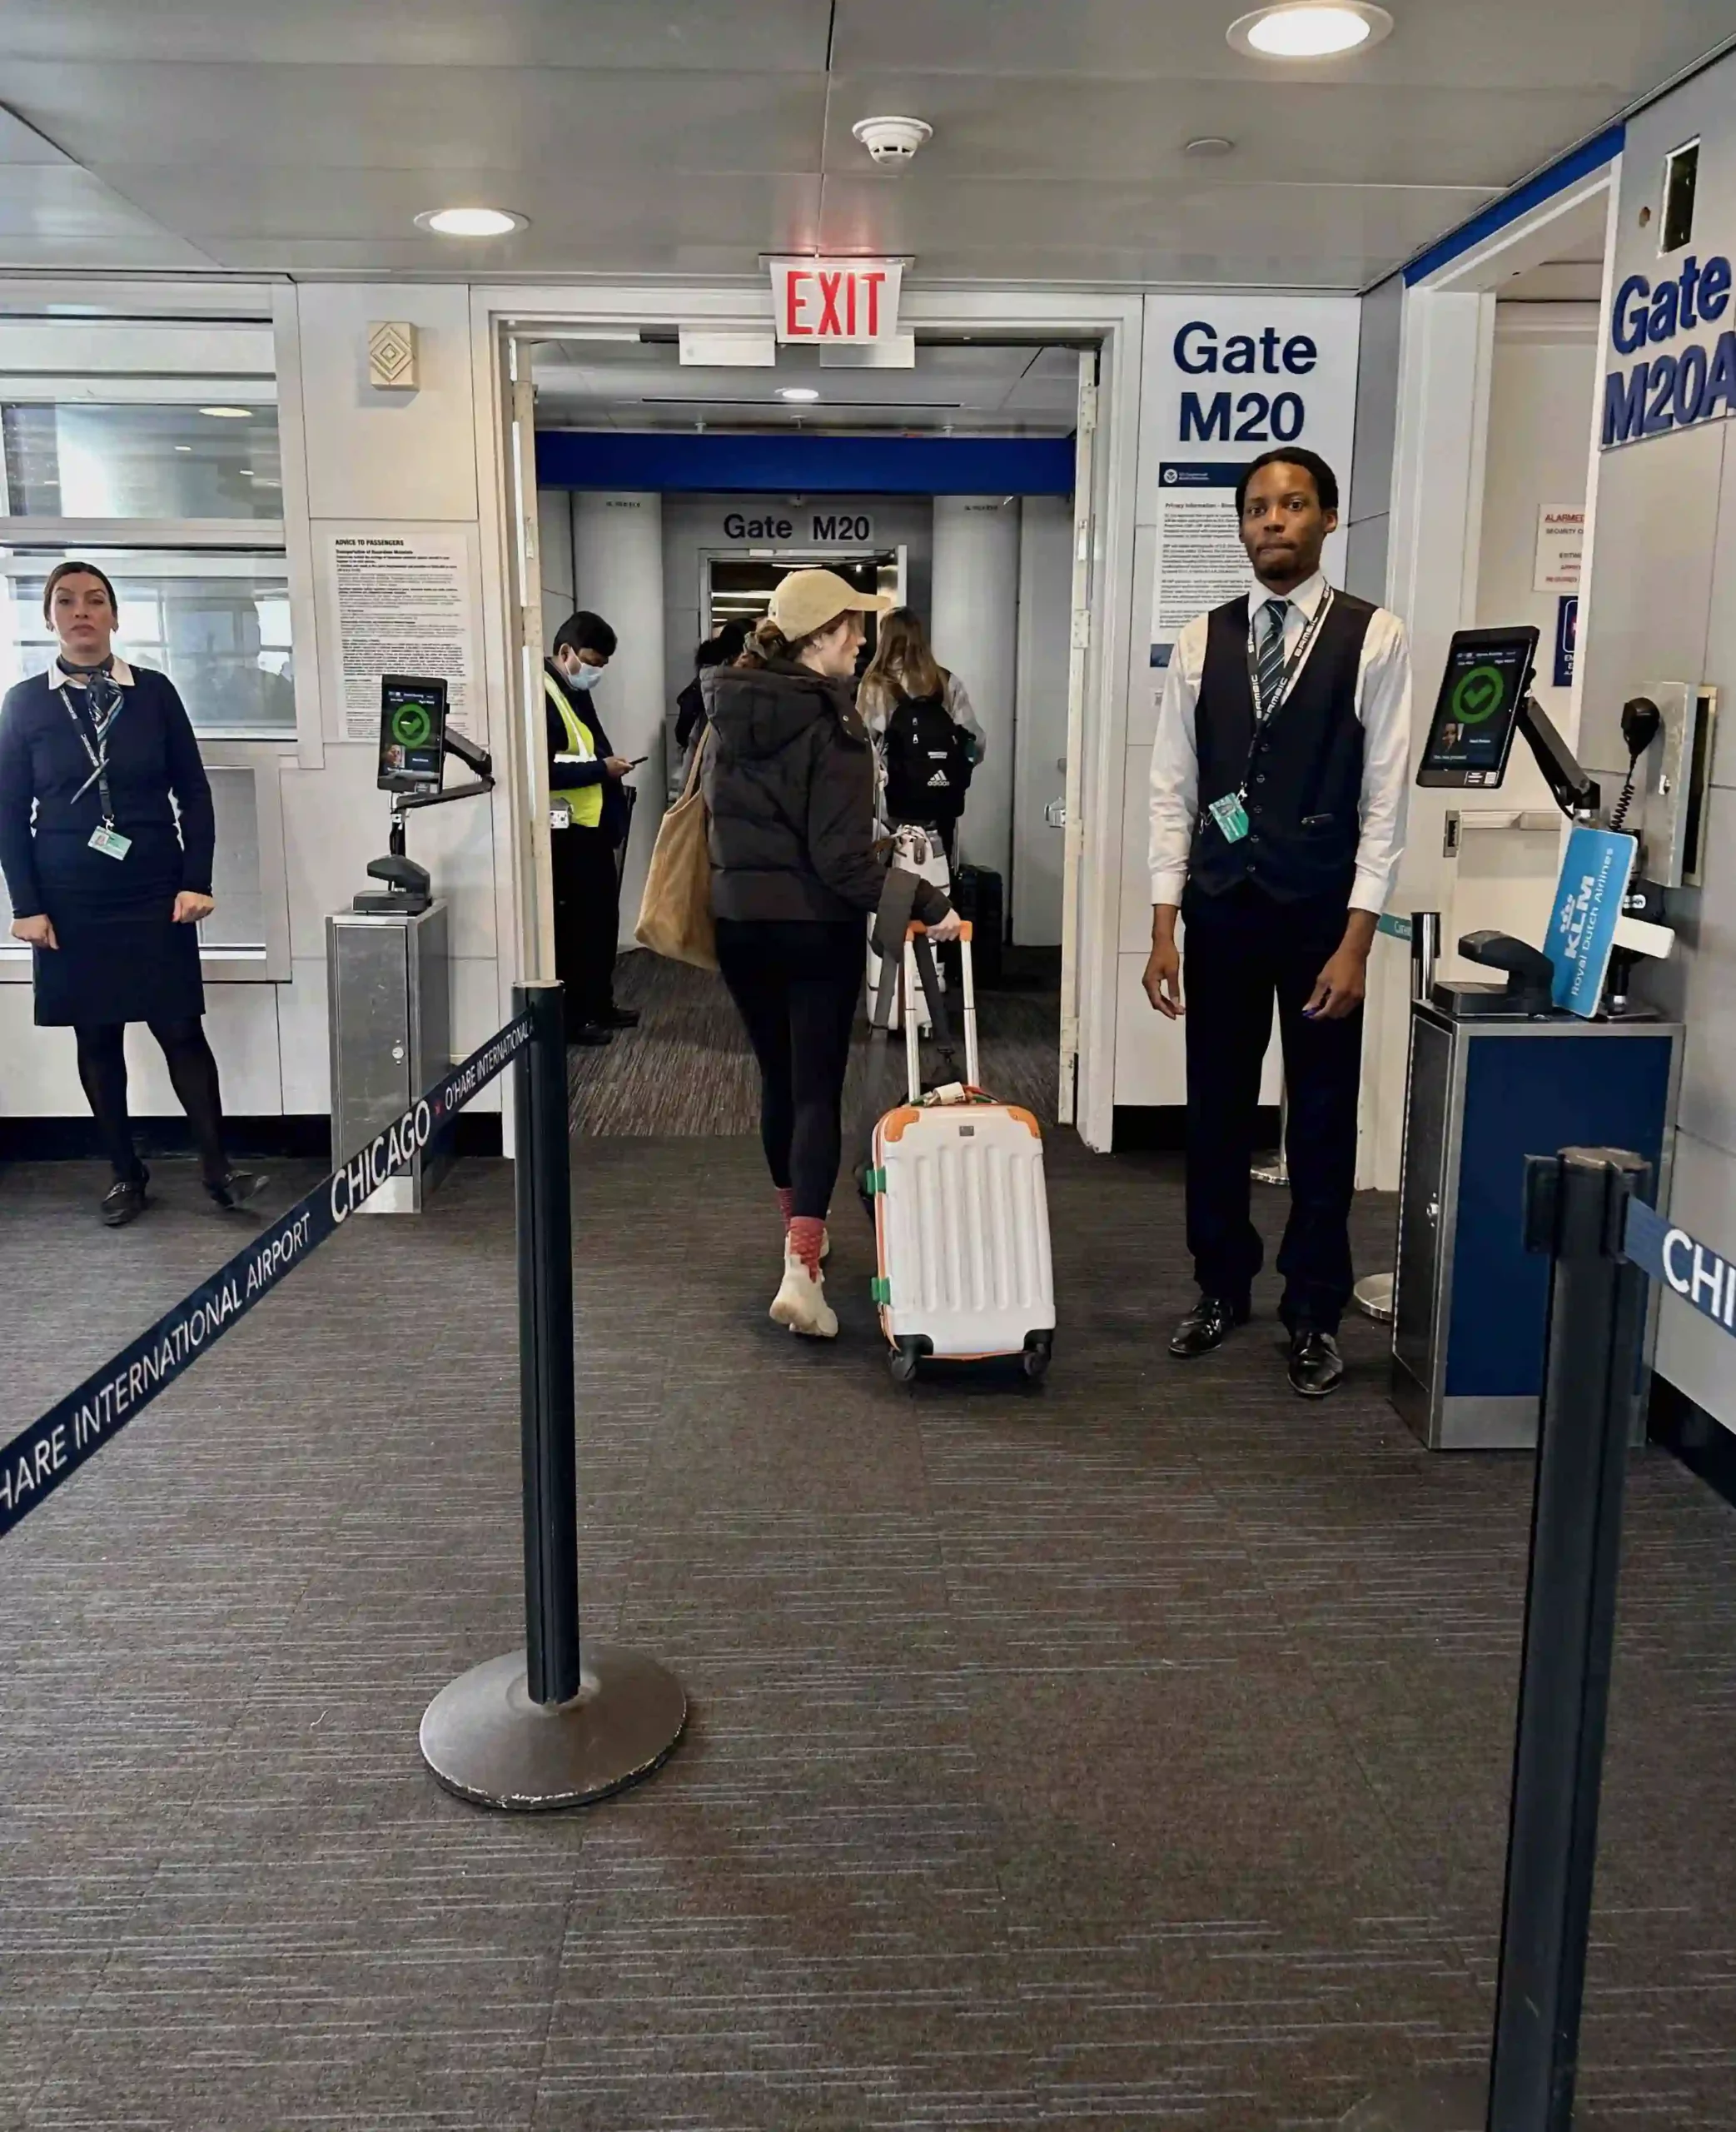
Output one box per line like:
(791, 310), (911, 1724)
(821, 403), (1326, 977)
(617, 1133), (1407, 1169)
(415, 207), (527, 238)
(778, 387), (821, 402)
(173, 444), (192, 452)
(199, 406), (252, 419)
(1227, 3), (1392, 59)
(1185, 136), (1236, 157)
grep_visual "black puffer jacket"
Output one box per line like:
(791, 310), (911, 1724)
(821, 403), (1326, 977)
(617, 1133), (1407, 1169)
(701, 657), (951, 926)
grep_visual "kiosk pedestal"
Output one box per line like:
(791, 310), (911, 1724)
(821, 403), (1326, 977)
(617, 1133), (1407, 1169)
(1390, 996), (1679, 1450)
(327, 900), (452, 1214)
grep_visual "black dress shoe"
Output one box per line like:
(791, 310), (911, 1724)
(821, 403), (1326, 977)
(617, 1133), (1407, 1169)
(598, 1007), (640, 1029)
(207, 1168), (269, 1212)
(566, 1023), (614, 1049)
(1167, 1294), (1250, 1358)
(100, 1167), (149, 1228)
(1287, 1329), (1346, 1398)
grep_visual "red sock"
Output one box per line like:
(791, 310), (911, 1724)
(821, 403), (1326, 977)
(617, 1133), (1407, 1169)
(775, 1185), (795, 1228)
(788, 1216), (825, 1278)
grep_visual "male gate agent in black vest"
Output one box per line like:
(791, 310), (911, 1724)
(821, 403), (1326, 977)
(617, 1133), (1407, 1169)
(1144, 448), (1411, 1399)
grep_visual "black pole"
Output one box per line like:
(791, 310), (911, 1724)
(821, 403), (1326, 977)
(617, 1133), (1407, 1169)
(513, 979), (581, 1706)
(1490, 1146), (1652, 2131)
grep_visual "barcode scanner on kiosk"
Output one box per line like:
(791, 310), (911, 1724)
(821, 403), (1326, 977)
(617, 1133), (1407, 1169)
(1416, 627), (1672, 1016)
(353, 674), (495, 914)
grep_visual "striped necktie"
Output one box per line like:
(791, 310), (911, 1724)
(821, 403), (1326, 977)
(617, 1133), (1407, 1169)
(1256, 597), (1290, 720)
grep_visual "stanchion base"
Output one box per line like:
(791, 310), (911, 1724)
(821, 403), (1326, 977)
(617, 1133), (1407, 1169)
(1339, 2073), (1608, 2130)
(1354, 1272), (1395, 1323)
(420, 1646), (685, 1811)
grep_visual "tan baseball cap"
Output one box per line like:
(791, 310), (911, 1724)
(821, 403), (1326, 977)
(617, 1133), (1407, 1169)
(766, 566), (890, 642)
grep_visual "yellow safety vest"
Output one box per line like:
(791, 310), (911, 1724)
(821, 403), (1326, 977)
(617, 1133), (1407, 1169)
(544, 670), (604, 829)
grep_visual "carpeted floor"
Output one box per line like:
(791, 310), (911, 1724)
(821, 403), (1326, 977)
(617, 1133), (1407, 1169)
(1, 1139), (1734, 2130)
(570, 946), (1062, 1137)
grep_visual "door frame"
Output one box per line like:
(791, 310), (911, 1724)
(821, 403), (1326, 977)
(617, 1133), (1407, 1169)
(1363, 159), (1622, 1188)
(470, 284), (1142, 1152)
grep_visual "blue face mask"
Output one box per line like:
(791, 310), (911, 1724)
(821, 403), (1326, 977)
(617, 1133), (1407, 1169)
(566, 659), (603, 693)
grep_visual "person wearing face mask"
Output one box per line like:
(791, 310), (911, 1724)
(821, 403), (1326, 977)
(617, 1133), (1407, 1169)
(545, 610), (638, 1047)
(703, 569), (962, 1340)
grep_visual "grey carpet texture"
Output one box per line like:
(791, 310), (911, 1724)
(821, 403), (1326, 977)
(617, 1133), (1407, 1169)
(570, 947), (1062, 1137)
(3, 1124), (1735, 2123)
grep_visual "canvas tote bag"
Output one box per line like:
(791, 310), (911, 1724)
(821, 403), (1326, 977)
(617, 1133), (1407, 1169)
(634, 725), (718, 970)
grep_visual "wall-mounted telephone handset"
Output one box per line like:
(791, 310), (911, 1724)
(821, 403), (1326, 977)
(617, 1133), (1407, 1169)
(1609, 695), (1663, 833)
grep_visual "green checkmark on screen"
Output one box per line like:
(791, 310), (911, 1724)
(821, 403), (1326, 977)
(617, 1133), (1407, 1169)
(1451, 665), (1506, 725)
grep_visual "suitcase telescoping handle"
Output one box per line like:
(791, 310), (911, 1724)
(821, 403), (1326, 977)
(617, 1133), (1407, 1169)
(903, 922), (980, 1100)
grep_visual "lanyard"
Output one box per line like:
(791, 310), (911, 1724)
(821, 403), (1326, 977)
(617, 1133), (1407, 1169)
(1244, 584), (1334, 727)
(58, 672), (124, 824)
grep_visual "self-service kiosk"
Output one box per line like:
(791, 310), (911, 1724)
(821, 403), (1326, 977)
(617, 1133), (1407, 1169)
(326, 677), (494, 1214)
(1390, 629), (1685, 1449)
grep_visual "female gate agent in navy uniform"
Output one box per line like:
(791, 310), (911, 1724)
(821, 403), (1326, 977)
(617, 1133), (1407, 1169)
(0, 561), (267, 1227)
(1142, 449), (1411, 1399)
(703, 570), (960, 1341)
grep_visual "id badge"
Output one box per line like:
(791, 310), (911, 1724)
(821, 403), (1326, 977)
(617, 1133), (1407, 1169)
(549, 798), (572, 830)
(87, 823), (132, 861)
(1206, 792), (1250, 844)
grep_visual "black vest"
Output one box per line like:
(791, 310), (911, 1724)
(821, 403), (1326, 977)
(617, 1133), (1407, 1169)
(1188, 588), (1375, 904)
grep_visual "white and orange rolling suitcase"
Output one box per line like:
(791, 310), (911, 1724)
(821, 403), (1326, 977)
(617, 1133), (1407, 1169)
(864, 924), (1055, 1385)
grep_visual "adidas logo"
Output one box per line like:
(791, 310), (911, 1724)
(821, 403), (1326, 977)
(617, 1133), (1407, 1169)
(928, 770), (951, 786)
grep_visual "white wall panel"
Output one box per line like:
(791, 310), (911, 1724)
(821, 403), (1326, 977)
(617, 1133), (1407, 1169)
(276, 954), (331, 1116)
(933, 496), (1020, 889)
(1123, 522), (1162, 751)
(1012, 494), (1072, 944)
(296, 283), (479, 522)
(538, 488), (575, 650)
(573, 491), (667, 946)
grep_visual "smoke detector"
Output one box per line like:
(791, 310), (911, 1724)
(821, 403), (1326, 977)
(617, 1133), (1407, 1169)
(852, 116), (933, 167)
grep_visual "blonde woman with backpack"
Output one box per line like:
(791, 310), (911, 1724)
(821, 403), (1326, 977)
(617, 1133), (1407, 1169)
(857, 607), (983, 859)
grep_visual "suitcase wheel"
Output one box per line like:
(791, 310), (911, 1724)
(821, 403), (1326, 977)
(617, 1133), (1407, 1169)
(888, 1336), (929, 1387)
(1021, 1333), (1053, 1386)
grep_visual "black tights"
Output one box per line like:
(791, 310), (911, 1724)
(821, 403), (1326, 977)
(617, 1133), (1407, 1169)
(74, 1018), (229, 1186)
(714, 919), (863, 1222)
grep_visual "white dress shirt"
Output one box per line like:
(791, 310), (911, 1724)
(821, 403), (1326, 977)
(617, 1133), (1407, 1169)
(1147, 570), (1411, 915)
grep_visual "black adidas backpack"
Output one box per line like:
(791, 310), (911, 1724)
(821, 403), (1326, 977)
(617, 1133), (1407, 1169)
(880, 680), (974, 828)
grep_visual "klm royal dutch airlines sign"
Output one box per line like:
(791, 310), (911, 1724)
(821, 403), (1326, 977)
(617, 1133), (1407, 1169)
(1603, 252), (1736, 449)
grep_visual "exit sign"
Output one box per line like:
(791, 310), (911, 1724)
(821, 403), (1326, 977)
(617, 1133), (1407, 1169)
(769, 257), (904, 344)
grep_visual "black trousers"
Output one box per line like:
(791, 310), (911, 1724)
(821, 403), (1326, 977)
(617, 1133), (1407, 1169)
(715, 919), (863, 1222)
(550, 822), (620, 1029)
(74, 1017), (229, 1185)
(1182, 883), (1363, 1333)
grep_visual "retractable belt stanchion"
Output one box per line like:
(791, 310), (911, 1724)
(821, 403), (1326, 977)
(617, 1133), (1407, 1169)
(1353, 910), (1441, 1323)
(419, 980), (686, 1810)
(1341, 1145), (1650, 2131)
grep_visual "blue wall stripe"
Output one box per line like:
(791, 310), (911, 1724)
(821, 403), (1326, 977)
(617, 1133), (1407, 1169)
(1402, 122), (1625, 286)
(535, 429), (1077, 495)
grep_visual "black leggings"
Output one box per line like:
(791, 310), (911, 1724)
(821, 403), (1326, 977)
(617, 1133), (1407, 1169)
(715, 919), (863, 1222)
(74, 1018), (229, 1186)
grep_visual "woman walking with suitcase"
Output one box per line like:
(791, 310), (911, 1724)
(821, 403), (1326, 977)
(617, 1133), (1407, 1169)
(703, 570), (959, 1339)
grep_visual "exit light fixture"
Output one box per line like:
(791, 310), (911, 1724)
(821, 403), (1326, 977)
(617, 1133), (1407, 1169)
(1227, 2), (1392, 58)
(415, 207), (527, 237)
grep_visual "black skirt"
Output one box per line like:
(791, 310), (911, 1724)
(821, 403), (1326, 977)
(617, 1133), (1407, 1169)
(32, 824), (205, 1028)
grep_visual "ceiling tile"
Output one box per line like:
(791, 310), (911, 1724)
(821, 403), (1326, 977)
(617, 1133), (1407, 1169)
(822, 74), (1620, 190)
(4, 64), (827, 176)
(831, 0), (1734, 92)
(0, 164), (216, 266)
(0, 105), (68, 164)
(0, 0), (833, 70)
